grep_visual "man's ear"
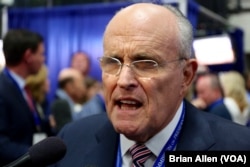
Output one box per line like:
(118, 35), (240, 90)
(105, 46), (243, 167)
(23, 49), (32, 64)
(181, 58), (198, 91)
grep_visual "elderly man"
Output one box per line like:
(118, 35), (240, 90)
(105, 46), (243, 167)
(50, 3), (250, 167)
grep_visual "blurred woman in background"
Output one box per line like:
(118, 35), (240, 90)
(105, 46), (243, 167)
(26, 65), (54, 136)
(219, 71), (250, 125)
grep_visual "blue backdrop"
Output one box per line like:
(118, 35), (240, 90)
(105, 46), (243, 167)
(7, 1), (214, 100)
(8, 2), (134, 100)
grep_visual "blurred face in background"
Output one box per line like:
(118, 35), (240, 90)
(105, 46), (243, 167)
(195, 76), (218, 106)
(43, 78), (50, 93)
(26, 42), (45, 75)
(71, 52), (90, 76)
(25, 65), (49, 103)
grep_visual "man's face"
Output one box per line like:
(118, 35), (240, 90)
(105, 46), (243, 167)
(195, 76), (215, 106)
(28, 43), (45, 75)
(71, 53), (89, 76)
(102, 7), (191, 142)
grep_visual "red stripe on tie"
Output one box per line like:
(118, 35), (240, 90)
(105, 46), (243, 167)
(129, 144), (152, 167)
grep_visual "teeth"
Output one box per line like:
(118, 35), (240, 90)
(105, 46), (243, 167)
(120, 100), (137, 104)
(121, 106), (137, 110)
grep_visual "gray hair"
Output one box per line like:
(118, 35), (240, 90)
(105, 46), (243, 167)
(164, 5), (194, 59)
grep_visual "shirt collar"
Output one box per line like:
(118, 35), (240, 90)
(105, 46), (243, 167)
(120, 101), (183, 157)
(8, 69), (26, 90)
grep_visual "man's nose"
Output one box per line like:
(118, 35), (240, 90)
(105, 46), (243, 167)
(117, 65), (138, 90)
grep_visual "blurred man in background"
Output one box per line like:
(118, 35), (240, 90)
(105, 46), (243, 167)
(193, 73), (232, 120)
(50, 68), (86, 133)
(70, 51), (90, 78)
(0, 29), (45, 166)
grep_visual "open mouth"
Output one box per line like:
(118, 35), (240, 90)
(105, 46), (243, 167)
(116, 100), (142, 110)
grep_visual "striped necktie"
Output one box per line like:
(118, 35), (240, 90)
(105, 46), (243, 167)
(24, 85), (41, 131)
(24, 85), (35, 111)
(129, 143), (152, 167)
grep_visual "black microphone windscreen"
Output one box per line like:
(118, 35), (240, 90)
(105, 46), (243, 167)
(28, 136), (66, 166)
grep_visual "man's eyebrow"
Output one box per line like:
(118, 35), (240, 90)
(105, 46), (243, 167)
(132, 53), (162, 62)
(104, 54), (119, 58)
(132, 53), (152, 60)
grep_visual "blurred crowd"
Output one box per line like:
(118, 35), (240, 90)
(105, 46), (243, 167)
(188, 65), (250, 126)
(0, 29), (105, 166)
(23, 49), (105, 136)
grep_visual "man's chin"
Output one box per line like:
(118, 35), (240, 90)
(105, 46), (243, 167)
(115, 124), (137, 135)
(115, 124), (146, 141)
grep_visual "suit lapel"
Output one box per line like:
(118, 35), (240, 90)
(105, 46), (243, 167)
(76, 100), (215, 167)
(1, 73), (23, 98)
(176, 101), (215, 150)
(0, 73), (31, 112)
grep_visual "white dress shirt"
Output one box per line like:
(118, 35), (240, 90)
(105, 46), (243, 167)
(120, 101), (184, 167)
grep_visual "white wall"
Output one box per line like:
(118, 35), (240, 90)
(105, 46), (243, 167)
(229, 12), (250, 53)
(0, 40), (5, 71)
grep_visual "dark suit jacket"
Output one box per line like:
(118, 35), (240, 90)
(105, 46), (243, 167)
(210, 103), (232, 120)
(0, 72), (36, 166)
(205, 99), (232, 121)
(51, 100), (250, 167)
(76, 93), (106, 119)
(50, 99), (72, 134)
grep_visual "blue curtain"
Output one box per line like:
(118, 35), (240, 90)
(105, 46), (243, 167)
(7, 1), (198, 100)
(8, 2), (133, 100)
(188, 0), (199, 29)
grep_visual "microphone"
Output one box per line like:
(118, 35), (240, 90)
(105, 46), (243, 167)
(4, 136), (67, 167)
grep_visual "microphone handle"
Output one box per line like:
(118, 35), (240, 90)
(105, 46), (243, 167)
(3, 153), (31, 167)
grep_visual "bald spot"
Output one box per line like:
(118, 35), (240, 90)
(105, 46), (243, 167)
(58, 68), (83, 81)
(103, 3), (179, 56)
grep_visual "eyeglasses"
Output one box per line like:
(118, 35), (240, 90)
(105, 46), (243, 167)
(98, 56), (186, 78)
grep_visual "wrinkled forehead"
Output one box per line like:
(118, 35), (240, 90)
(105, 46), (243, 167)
(103, 3), (178, 49)
(102, 4), (179, 61)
